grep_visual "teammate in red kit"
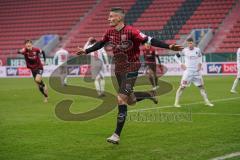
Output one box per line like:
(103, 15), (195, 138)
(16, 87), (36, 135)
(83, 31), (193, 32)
(77, 7), (183, 144)
(18, 40), (48, 102)
(142, 43), (161, 91)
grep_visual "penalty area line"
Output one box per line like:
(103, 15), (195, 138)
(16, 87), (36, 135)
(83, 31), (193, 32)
(128, 96), (240, 113)
(210, 152), (240, 160)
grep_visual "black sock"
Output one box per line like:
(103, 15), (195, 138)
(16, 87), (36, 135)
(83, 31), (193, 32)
(149, 76), (154, 87)
(38, 81), (48, 97)
(114, 104), (127, 136)
(134, 91), (152, 102)
(154, 76), (158, 86)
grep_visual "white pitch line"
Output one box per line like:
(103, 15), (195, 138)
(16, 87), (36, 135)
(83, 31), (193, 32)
(128, 96), (240, 113)
(193, 112), (240, 116)
(210, 152), (240, 160)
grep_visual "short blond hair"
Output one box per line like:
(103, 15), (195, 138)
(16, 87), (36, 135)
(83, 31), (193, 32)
(111, 7), (125, 17)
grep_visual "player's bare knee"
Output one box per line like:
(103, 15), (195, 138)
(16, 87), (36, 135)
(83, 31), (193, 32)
(35, 75), (42, 83)
(117, 94), (127, 105)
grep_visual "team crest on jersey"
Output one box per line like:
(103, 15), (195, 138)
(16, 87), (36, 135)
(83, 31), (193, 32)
(121, 34), (127, 41)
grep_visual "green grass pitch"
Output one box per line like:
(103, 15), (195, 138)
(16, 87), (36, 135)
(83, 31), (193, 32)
(0, 76), (240, 160)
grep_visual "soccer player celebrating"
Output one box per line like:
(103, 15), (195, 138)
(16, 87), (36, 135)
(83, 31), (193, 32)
(53, 48), (69, 86)
(230, 48), (240, 93)
(76, 7), (183, 144)
(142, 43), (161, 91)
(18, 40), (48, 102)
(83, 37), (109, 97)
(174, 38), (213, 107)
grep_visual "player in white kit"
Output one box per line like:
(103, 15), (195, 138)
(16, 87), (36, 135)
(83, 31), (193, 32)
(174, 38), (214, 107)
(84, 37), (109, 97)
(230, 48), (240, 93)
(53, 48), (69, 85)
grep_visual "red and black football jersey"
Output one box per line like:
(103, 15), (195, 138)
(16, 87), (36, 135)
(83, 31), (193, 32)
(142, 47), (156, 63)
(102, 25), (148, 73)
(20, 47), (43, 70)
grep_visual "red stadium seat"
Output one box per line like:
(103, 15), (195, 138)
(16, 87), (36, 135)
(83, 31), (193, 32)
(64, 0), (136, 51)
(0, 0), (97, 55)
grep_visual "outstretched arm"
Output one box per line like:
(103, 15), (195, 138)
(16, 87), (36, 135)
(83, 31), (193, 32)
(150, 38), (183, 51)
(77, 41), (106, 55)
(83, 40), (91, 50)
(197, 50), (203, 71)
(41, 50), (46, 62)
(174, 53), (182, 64)
(156, 54), (161, 64)
(174, 52), (186, 70)
(17, 48), (25, 54)
(53, 52), (58, 63)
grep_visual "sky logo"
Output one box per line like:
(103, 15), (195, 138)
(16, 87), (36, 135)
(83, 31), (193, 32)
(207, 64), (222, 74)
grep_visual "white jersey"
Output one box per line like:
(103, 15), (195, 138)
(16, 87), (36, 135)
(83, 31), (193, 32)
(84, 43), (109, 65)
(237, 48), (240, 69)
(84, 41), (109, 78)
(90, 46), (108, 64)
(175, 47), (202, 71)
(53, 48), (69, 65)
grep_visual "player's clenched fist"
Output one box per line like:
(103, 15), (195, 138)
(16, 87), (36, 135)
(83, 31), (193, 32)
(169, 44), (184, 51)
(76, 47), (86, 55)
(18, 48), (26, 54)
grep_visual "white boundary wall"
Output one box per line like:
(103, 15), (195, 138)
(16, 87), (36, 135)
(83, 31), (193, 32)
(0, 62), (237, 78)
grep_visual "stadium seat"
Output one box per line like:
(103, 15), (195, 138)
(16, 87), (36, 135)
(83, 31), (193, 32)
(64, 0), (136, 54)
(0, 0), (97, 55)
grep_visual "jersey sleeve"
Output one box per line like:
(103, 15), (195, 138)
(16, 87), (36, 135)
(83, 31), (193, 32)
(175, 48), (185, 64)
(65, 50), (69, 55)
(53, 51), (59, 62)
(198, 48), (202, 56)
(197, 48), (203, 64)
(18, 48), (26, 55)
(174, 54), (182, 65)
(34, 48), (41, 55)
(36, 48), (41, 53)
(132, 28), (148, 43)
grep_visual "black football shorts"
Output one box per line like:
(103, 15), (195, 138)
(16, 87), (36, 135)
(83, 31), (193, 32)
(31, 69), (43, 79)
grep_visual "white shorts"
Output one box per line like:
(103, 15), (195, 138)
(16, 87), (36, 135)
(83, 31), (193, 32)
(237, 68), (240, 78)
(181, 70), (204, 87)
